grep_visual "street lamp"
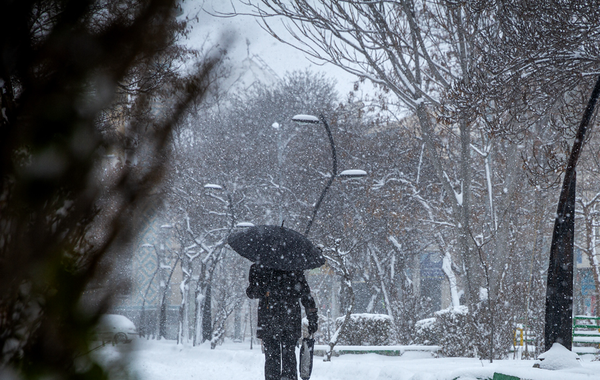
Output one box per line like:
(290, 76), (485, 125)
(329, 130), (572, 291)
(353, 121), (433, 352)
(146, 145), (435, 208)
(292, 114), (367, 236)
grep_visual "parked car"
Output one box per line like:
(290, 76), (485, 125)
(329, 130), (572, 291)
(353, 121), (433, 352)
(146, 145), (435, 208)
(94, 314), (137, 345)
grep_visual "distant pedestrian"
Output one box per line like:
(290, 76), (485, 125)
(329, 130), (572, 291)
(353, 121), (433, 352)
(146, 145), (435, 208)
(246, 263), (318, 380)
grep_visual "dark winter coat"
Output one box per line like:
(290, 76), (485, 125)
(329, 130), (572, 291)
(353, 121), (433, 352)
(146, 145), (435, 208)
(246, 264), (317, 340)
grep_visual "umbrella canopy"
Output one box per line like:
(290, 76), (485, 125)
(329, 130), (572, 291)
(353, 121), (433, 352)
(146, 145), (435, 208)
(227, 225), (325, 271)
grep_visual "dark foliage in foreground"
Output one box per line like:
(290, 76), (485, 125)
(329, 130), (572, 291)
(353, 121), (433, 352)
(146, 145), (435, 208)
(0, 1), (221, 378)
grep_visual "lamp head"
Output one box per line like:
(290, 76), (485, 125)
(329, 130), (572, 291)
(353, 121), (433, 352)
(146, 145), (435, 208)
(339, 169), (367, 178)
(292, 114), (320, 125)
(204, 184), (223, 190)
(235, 222), (255, 228)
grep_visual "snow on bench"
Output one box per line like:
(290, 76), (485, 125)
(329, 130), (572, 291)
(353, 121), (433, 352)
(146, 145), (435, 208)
(573, 334), (600, 343)
(313, 345), (441, 357)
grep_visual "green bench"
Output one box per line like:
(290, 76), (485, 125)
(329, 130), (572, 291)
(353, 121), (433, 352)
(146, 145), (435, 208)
(313, 344), (441, 357)
(492, 374), (520, 380)
(572, 315), (600, 355)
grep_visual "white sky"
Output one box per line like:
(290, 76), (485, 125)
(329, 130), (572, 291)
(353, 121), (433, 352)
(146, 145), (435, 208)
(182, 0), (358, 97)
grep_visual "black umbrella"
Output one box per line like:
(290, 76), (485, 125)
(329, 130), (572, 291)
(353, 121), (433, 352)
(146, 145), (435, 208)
(227, 225), (325, 271)
(299, 336), (315, 380)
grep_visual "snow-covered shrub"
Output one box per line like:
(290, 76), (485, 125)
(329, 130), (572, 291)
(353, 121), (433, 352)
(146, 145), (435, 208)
(435, 306), (476, 357)
(413, 317), (438, 345)
(414, 303), (514, 359)
(335, 313), (397, 345)
(414, 306), (476, 357)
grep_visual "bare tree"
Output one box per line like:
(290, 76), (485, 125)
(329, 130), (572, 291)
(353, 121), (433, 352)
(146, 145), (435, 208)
(321, 237), (360, 362)
(236, 0), (503, 309)
(236, 0), (600, 357)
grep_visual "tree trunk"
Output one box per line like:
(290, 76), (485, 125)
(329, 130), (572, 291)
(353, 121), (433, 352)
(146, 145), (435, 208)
(545, 74), (600, 351)
(203, 283), (213, 342)
(416, 103), (475, 305)
(545, 173), (576, 351)
(325, 277), (355, 362)
(192, 289), (205, 346)
(159, 256), (179, 339)
(457, 118), (476, 306)
(178, 257), (191, 344)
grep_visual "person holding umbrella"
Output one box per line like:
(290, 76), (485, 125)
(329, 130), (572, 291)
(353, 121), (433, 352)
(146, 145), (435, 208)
(246, 263), (318, 380)
(228, 224), (325, 380)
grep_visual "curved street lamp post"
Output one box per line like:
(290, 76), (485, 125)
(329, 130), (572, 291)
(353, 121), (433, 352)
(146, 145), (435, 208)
(292, 114), (367, 236)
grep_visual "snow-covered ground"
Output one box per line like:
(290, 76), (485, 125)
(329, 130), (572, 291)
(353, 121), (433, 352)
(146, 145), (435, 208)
(94, 338), (600, 380)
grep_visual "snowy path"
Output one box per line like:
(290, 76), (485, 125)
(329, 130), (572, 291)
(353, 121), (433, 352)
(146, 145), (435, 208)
(95, 339), (600, 380)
